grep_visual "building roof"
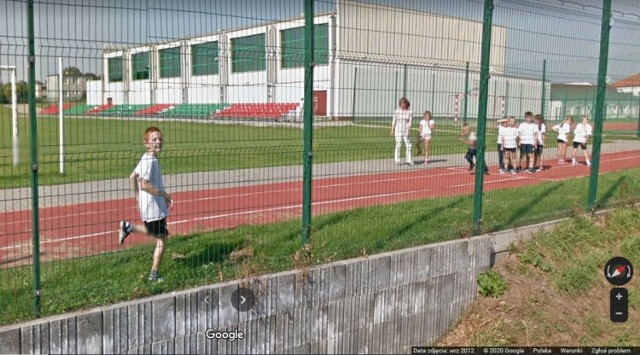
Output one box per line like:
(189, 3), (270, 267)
(611, 72), (640, 88)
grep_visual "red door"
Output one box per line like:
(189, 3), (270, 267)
(313, 90), (327, 116)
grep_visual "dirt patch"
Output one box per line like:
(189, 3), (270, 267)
(438, 209), (640, 346)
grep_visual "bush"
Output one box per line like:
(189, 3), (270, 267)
(478, 269), (508, 298)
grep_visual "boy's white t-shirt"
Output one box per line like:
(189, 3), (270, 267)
(553, 122), (571, 142)
(500, 127), (519, 149)
(419, 119), (435, 138)
(393, 109), (413, 137)
(135, 153), (169, 222)
(537, 123), (547, 146)
(518, 122), (537, 145)
(573, 123), (593, 143)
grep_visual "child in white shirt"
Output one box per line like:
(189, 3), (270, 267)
(418, 111), (435, 164)
(572, 116), (593, 167)
(534, 114), (547, 171)
(499, 117), (519, 174)
(552, 117), (573, 164)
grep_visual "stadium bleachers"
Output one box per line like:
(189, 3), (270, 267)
(215, 103), (299, 119)
(159, 103), (230, 117)
(40, 103), (75, 115)
(101, 105), (150, 116)
(86, 104), (114, 115)
(41, 102), (301, 120)
(63, 104), (95, 115)
(136, 104), (174, 116)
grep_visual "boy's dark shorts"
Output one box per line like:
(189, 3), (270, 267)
(535, 145), (544, 155)
(573, 142), (587, 150)
(557, 139), (567, 144)
(521, 144), (534, 154)
(145, 218), (169, 238)
(504, 148), (516, 153)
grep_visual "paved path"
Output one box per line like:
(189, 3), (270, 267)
(1, 140), (638, 213)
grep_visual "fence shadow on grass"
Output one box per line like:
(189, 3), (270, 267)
(598, 176), (626, 209)
(489, 183), (563, 233)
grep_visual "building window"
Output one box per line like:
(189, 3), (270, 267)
(71, 77), (77, 84)
(281, 24), (329, 69)
(192, 41), (219, 76)
(108, 56), (123, 82)
(160, 47), (181, 78)
(231, 33), (266, 73)
(132, 51), (150, 80)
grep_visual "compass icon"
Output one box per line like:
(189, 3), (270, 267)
(604, 257), (633, 286)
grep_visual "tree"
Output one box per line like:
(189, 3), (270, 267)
(63, 66), (82, 77)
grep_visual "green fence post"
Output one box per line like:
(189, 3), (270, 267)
(27, 0), (42, 318)
(505, 80), (510, 117)
(587, 0), (612, 211)
(472, 0), (494, 236)
(431, 73), (435, 113)
(541, 59), (547, 116)
(302, 0), (315, 243)
(463, 61), (469, 124)
(394, 70), (398, 107)
(351, 67), (357, 122)
(403, 64), (408, 98)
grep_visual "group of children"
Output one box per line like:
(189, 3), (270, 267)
(461, 112), (593, 174)
(392, 97), (594, 174)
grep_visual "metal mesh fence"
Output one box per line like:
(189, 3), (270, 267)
(0, 0), (639, 326)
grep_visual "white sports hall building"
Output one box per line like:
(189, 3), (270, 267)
(87, 0), (544, 120)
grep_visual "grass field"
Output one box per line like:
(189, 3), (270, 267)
(439, 206), (640, 346)
(0, 109), (497, 188)
(2, 166), (639, 325)
(2, 106), (638, 188)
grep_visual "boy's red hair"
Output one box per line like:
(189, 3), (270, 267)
(144, 126), (162, 142)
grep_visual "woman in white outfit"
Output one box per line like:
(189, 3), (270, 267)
(390, 97), (414, 166)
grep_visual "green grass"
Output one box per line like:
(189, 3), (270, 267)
(2, 166), (640, 325)
(0, 111), (492, 188)
(2, 107), (637, 188)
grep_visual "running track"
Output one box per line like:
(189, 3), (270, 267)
(1, 150), (638, 266)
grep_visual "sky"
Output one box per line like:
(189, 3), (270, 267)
(0, 0), (639, 84)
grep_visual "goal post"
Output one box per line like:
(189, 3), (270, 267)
(1, 66), (19, 166)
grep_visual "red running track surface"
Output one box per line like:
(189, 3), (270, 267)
(1, 150), (638, 266)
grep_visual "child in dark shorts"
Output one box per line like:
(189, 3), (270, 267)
(118, 126), (174, 282)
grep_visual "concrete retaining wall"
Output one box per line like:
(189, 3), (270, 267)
(2, 226), (535, 354)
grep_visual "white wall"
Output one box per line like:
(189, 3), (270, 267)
(337, 0), (507, 73)
(129, 80), (151, 105)
(336, 60), (543, 121)
(86, 80), (102, 105)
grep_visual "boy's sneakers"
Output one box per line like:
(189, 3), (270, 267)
(469, 163), (475, 171)
(526, 168), (535, 174)
(586, 161), (591, 167)
(572, 159), (578, 166)
(407, 161), (415, 166)
(499, 169), (506, 175)
(395, 161), (402, 166)
(510, 169), (517, 175)
(148, 270), (163, 282)
(119, 221), (132, 245)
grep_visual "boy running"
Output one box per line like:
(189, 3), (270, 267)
(518, 112), (538, 173)
(459, 123), (488, 175)
(119, 126), (174, 282)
